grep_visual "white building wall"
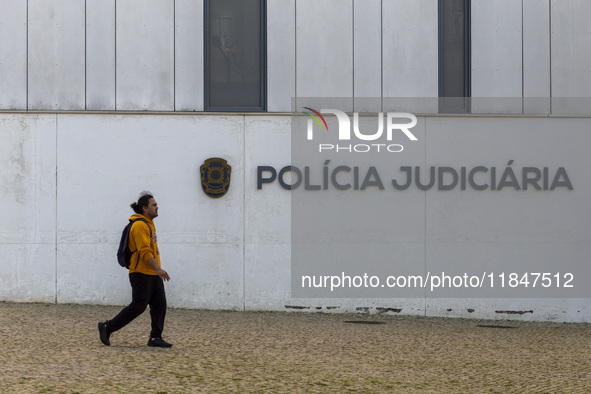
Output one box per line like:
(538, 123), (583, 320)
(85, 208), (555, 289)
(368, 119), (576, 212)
(523, 0), (550, 114)
(296, 0), (354, 110)
(115, 0), (175, 111)
(55, 114), (246, 308)
(28, 0), (86, 110)
(86, 0), (116, 111)
(0, 1), (589, 111)
(244, 116), (292, 309)
(1, 1), (591, 323)
(267, 0), (295, 112)
(174, 0), (204, 112)
(551, 0), (591, 114)
(471, 0), (523, 113)
(1, 112), (590, 323)
(353, 0), (382, 112)
(0, 0), (27, 109)
(0, 114), (56, 302)
(382, 0), (438, 113)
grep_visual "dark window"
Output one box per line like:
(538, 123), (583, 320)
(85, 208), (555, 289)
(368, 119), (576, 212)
(438, 0), (470, 113)
(205, 0), (266, 111)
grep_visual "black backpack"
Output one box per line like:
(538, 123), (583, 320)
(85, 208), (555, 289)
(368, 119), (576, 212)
(117, 218), (152, 269)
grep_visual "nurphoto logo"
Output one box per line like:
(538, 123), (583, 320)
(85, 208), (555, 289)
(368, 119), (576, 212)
(303, 107), (418, 153)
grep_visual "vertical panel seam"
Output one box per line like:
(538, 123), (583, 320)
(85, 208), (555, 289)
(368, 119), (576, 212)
(55, 114), (59, 304)
(85, 0), (87, 110)
(521, 0), (525, 114)
(294, 0), (297, 111)
(114, 0), (117, 110)
(549, 0), (552, 114)
(26, 0), (29, 110)
(173, 0), (176, 111)
(423, 116), (427, 317)
(243, 116), (246, 311)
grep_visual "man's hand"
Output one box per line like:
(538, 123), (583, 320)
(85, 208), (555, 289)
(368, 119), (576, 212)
(156, 268), (170, 281)
(145, 257), (170, 281)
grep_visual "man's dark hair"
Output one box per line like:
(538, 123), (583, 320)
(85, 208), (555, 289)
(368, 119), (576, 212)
(130, 193), (154, 214)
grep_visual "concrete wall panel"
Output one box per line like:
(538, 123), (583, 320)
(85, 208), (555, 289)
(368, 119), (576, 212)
(296, 0), (353, 110)
(244, 116), (291, 309)
(28, 0), (85, 110)
(86, 0), (116, 110)
(0, 114), (57, 302)
(0, 114), (56, 243)
(0, 0), (27, 109)
(426, 117), (589, 303)
(175, 0), (204, 111)
(116, 0), (174, 110)
(551, 0), (591, 114)
(471, 0), (523, 113)
(1, 244), (56, 302)
(353, 0), (382, 112)
(165, 243), (244, 309)
(55, 114), (244, 306)
(267, 0), (296, 112)
(0, 112), (590, 322)
(382, 0), (438, 113)
(523, 0), (550, 114)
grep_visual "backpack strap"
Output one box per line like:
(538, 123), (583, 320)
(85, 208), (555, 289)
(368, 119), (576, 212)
(130, 218), (153, 270)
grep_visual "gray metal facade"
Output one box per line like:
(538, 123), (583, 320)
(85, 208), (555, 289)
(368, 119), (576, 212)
(0, 0), (589, 113)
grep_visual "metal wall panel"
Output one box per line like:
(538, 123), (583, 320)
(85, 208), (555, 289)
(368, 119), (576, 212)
(116, 0), (174, 111)
(175, 0), (203, 111)
(296, 0), (353, 111)
(523, 0), (550, 114)
(0, 0), (27, 109)
(382, 0), (438, 113)
(28, 0), (85, 110)
(267, 0), (295, 112)
(551, 0), (591, 114)
(471, 0), (522, 113)
(353, 0), (381, 112)
(86, 0), (116, 110)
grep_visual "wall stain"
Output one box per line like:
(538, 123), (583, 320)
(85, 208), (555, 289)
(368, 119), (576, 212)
(495, 310), (534, 315)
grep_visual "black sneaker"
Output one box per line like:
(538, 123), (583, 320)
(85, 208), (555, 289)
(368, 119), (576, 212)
(98, 322), (110, 346)
(148, 337), (173, 348)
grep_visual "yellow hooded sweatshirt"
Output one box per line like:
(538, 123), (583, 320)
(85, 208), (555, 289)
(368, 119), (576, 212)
(127, 214), (161, 275)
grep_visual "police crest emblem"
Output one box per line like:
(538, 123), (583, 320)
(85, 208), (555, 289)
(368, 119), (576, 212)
(200, 158), (231, 198)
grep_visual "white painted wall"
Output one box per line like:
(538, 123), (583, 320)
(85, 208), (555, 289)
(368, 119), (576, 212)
(86, 0), (116, 111)
(0, 0), (27, 109)
(382, 0), (438, 113)
(0, 1), (589, 112)
(0, 114), (57, 301)
(1, 112), (590, 323)
(296, 0), (354, 109)
(551, 0), (591, 114)
(115, 0), (175, 111)
(471, 0), (523, 113)
(28, 0), (86, 110)
(174, 0), (204, 112)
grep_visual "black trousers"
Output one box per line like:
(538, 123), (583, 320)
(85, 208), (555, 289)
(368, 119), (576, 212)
(107, 272), (167, 338)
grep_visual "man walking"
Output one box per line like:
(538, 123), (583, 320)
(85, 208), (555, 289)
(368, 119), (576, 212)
(98, 193), (172, 347)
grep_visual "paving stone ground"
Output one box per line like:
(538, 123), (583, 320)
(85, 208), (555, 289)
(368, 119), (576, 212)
(0, 302), (590, 393)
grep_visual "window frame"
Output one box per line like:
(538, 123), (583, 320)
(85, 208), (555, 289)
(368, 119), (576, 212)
(204, 0), (267, 112)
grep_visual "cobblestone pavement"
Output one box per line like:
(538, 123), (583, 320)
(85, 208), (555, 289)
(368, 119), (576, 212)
(1, 302), (590, 393)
